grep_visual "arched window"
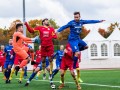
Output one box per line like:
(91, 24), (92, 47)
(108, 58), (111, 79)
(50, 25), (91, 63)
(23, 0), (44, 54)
(114, 43), (120, 56)
(90, 44), (98, 56)
(101, 43), (108, 56)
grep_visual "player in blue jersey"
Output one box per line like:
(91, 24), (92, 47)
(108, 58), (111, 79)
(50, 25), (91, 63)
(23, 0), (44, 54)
(4, 39), (14, 83)
(57, 11), (105, 69)
(52, 45), (64, 79)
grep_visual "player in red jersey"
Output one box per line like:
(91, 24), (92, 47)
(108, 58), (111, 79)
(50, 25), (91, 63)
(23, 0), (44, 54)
(25, 18), (57, 88)
(59, 43), (81, 90)
(33, 45), (42, 79)
(0, 45), (6, 79)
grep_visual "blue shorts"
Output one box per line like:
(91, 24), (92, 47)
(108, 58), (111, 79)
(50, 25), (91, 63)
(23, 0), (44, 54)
(4, 61), (14, 69)
(38, 59), (49, 70)
(69, 39), (87, 52)
(56, 59), (61, 69)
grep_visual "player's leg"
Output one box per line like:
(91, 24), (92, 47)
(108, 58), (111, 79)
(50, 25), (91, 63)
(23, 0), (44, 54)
(76, 68), (83, 83)
(70, 69), (81, 90)
(18, 68), (24, 83)
(52, 62), (60, 79)
(24, 66), (27, 79)
(78, 39), (88, 51)
(42, 56), (46, 75)
(58, 69), (65, 89)
(25, 66), (41, 86)
(35, 71), (41, 80)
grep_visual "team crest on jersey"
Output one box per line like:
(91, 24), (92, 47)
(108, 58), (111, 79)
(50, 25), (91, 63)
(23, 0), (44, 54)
(43, 31), (49, 37)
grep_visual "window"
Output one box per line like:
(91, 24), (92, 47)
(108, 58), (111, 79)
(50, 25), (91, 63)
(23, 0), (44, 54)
(101, 43), (108, 56)
(90, 44), (98, 56)
(114, 43), (120, 56)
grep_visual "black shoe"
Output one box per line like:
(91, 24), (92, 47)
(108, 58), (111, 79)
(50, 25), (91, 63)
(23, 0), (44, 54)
(18, 80), (22, 84)
(15, 66), (20, 76)
(8, 80), (11, 83)
(5, 80), (8, 84)
(25, 82), (29, 86)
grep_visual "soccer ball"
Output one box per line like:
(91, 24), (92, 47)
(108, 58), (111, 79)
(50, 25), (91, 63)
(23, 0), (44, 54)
(51, 84), (56, 89)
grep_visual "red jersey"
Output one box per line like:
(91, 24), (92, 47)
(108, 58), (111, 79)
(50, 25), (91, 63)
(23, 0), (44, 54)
(0, 50), (5, 61)
(35, 50), (42, 63)
(25, 22), (57, 46)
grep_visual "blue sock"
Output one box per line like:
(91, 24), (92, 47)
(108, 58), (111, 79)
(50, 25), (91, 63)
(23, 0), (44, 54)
(73, 56), (78, 69)
(52, 69), (59, 78)
(24, 66), (27, 76)
(29, 72), (37, 81)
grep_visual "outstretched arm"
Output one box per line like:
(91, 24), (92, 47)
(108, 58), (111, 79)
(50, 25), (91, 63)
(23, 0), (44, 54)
(82, 20), (105, 24)
(57, 21), (72, 32)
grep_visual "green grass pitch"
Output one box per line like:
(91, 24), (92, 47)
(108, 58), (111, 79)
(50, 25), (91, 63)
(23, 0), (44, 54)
(0, 69), (120, 90)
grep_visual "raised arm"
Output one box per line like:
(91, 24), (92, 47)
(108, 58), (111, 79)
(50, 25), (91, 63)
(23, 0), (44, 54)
(25, 22), (40, 33)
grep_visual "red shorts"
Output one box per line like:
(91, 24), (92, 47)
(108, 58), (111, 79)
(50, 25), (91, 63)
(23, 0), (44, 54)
(60, 56), (74, 70)
(0, 60), (4, 67)
(41, 45), (54, 57)
(33, 58), (41, 69)
(14, 54), (23, 65)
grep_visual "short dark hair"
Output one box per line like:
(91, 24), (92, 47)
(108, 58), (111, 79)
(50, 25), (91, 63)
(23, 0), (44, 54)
(42, 18), (48, 25)
(74, 12), (80, 16)
(16, 23), (23, 29)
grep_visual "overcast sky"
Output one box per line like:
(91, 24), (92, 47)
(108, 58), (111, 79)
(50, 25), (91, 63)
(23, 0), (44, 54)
(0, 0), (120, 30)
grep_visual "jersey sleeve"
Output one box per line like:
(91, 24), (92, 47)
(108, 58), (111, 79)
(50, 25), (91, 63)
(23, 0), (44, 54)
(82, 20), (101, 24)
(18, 33), (32, 41)
(25, 22), (41, 33)
(57, 21), (72, 32)
(53, 51), (58, 58)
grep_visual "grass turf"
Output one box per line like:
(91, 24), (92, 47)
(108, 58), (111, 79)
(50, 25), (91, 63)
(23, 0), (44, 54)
(0, 69), (120, 90)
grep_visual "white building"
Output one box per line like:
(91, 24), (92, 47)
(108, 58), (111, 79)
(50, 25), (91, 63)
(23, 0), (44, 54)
(83, 28), (109, 60)
(107, 27), (120, 58)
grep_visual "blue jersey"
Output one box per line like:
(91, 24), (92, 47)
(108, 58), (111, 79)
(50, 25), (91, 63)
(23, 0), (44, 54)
(57, 20), (101, 40)
(53, 50), (64, 63)
(4, 45), (13, 61)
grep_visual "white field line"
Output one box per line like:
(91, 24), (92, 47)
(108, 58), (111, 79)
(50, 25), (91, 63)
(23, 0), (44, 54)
(15, 78), (120, 88)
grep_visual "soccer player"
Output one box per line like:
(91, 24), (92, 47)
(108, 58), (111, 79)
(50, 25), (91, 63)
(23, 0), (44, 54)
(57, 12), (105, 69)
(12, 23), (34, 75)
(4, 39), (14, 83)
(59, 43), (81, 90)
(33, 45), (42, 80)
(52, 45), (64, 79)
(25, 18), (57, 87)
(9, 43), (34, 83)
(0, 45), (6, 79)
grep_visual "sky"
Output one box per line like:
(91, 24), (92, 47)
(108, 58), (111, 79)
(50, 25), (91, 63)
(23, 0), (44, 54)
(0, 0), (120, 30)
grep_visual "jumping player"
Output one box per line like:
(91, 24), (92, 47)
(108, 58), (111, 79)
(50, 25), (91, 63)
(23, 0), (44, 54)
(57, 12), (105, 69)
(25, 18), (57, 88)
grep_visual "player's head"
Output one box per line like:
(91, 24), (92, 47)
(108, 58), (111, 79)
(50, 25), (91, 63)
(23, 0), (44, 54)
(60, 45), (64, 51)
(16, 23), (23, 33)
(0, 45), (4, 50)
(39, 45), (41, 50)
(74, 11), (80, 22)
(42, 18), (49, 26)
(9, 39), (13, 45)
